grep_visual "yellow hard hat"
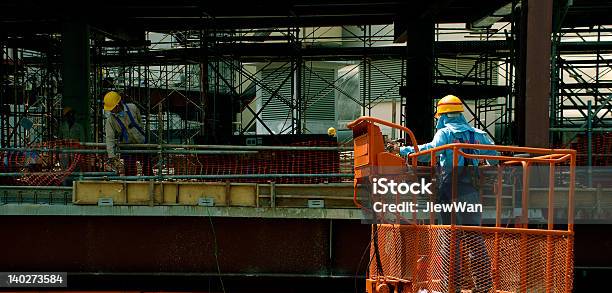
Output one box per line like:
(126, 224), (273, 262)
(62, 107), (73, 116)
(103, 91), (122, 112)
(327, 127), (337, 137)
(435, 95), (464, 118)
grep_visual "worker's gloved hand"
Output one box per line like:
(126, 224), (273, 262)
(399, 146), (415, 157)
(107, 157), (124, 175)
(386, 141), (401, 154)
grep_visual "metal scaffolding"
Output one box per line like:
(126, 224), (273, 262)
(2, 22), (517, 148)
(432, 23), (516, 145)
(1, 12), (611, 166)
(86, 24), (407, 141)
(0, 40), (62, 147)
(550, 25), (612, 165)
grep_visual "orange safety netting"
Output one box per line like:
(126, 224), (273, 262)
(369, 225), (573, 293)
(0, 139), (352, 185)
(569, 132), (612, 166)
(162, 140), (344, 183)
(0, 140), (88, 186)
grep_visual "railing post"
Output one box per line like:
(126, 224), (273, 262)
(493, 165), (503, 291)
(545, 162), (555, 293)
(587, 100), (593, 187)
(520, 161), (530, 293)
(448, 146), (459, 293)
(565, 152), (576, 293)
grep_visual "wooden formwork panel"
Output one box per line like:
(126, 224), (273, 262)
(73, 181), (354, 208)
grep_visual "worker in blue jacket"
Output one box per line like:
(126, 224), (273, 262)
(397, 95), (495, 293)
(399, 98), (497, 168)
(398, 95), (497, 221)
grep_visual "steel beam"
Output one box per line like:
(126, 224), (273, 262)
(0, 205), (364, 219)
(21, 40), (612, 66)
(61, 21), (91, 142)
(431, 84), (510, 100)
(403, 18), (434, 141)
(516, 0), (553, 147)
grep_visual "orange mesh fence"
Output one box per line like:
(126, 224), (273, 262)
(554, 132), (612, 187)
(159, 140), (344, 183)
(567, 132), (612, 166)
(0, 139), (353, 185)
(0, 140), (88, 186)
(369, 225), (574, 293)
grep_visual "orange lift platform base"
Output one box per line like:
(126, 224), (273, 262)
(348, 117), (575, 293)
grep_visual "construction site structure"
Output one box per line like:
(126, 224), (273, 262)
(0, 1), (611, 292)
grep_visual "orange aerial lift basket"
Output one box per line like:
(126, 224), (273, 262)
(348, 117), (575, 293)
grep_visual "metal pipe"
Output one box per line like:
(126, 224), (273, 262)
(67, 272), (361, 279)
(120, 150), (258, 155)
(0, 147), (106, 153)
(447, 146), (459, 293)
(85, 173), (354, 180)
(521, 162), (530, 228)
(422, 224), (572, 237)
(549, 127), (612, 132)
(409, 142), (576, 157)
(565, 153), (576, 292)
(80, 142), (352, 151)
(519, 161), (530, 293)
(545, 162), (555, 293)
(0, 148), (257, 155)
(0, 185), (72, 190)
(462, 151), (571, 164)
(493, 164), (503, 291)
(587, 100), (593, 187)
(0, 172), (115, 177)
(160, 144), (354, 151)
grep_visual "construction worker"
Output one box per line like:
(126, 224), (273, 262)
(103, 91), (149, 175)
(395, 95), (495, 293)
(59, 107), (85, 142)
(327, 127), (337, 137)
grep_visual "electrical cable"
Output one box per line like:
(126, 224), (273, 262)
(372, 220), (384, 276)
(206, 207), (226, 293)
(354, 239), (371, 293)
(359, 177), (383, 276)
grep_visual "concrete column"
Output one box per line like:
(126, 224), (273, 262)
(403, 18), (434, 141)
(61, 21), (91, 141)
(517, 0), (553, 147)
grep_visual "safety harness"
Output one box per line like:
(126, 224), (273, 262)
(454, 130), (476, 166)
(112, 103), (147, 143)
(453, 130), (478, 185)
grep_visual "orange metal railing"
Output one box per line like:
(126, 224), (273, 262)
(348, 117), (575, 293)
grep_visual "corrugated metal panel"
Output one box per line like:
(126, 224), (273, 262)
(303, 67), (335, 121)
(358, 58), (500, 102)
(359, 59), (403, 102)
(260, 67), (293, 121)
(438, 58), (459, 77)
(259, 66), (336, 122)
